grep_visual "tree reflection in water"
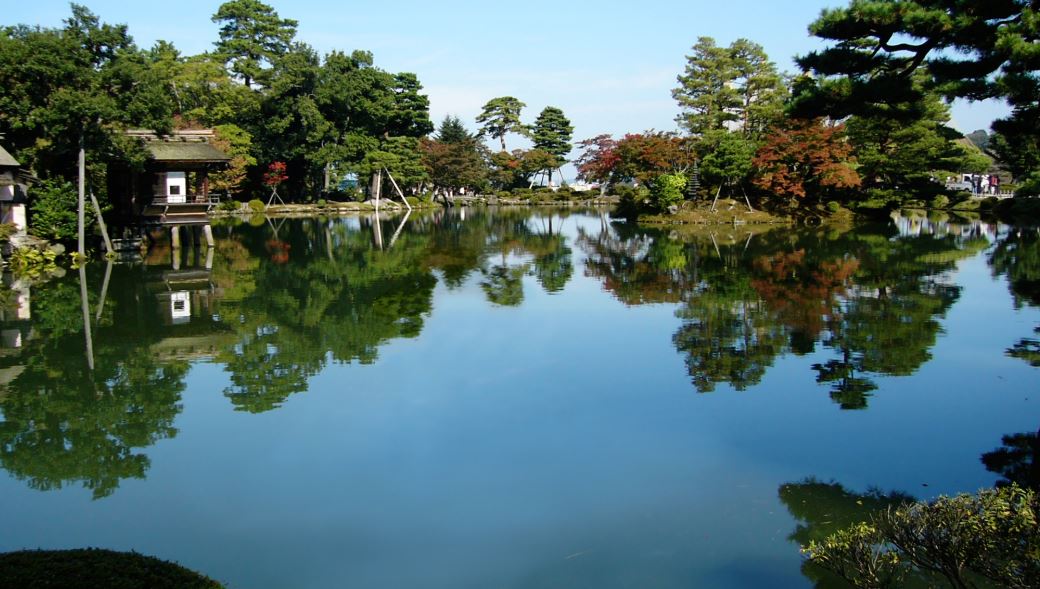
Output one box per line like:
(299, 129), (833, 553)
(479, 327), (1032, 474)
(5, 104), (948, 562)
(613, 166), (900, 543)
(578, 218), (991, 407)
(0, 210), (1022, 500)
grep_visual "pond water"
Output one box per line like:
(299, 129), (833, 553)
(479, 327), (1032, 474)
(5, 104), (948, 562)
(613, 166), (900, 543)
(0, 208), (1037, 588)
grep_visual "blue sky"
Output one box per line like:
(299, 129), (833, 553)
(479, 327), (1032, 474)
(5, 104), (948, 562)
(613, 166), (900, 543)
(8, 0), (1010, 150)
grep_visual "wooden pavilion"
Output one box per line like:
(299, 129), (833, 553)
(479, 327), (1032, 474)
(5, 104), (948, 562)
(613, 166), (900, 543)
(0, 143), (33, 232)
(108, 130), (230, 226)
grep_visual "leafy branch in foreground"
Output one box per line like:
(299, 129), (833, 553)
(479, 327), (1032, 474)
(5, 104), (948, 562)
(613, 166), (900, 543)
(803, 485), (1040, 589)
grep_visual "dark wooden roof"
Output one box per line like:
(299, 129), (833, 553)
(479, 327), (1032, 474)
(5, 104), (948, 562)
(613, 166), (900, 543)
(145, 141), (231, 164)
(124, 129), (231, 164)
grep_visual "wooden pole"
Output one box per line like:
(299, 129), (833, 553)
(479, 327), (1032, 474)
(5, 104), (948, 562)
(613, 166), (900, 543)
(95, 259), (112, 321)
(78, 146), (86, 256)
(89, 192), (113, 254)
(383, 168), (411, 211)
(741, 184), (754, 212)
(78, 265), (94, 371)
(202, 224), (214, 248)
(388, 209), (411, 249)
(372, 213), (383, 250)
(710, 184), (723, 212)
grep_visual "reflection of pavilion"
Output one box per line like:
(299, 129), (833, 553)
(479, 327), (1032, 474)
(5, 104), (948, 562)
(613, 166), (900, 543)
(140, 265), (236, 360)
(145, 263), (220, 328)
(0, 273), (32, 391)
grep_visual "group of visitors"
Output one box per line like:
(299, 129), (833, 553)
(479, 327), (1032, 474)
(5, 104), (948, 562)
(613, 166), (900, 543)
(945, 173), (1002, 195)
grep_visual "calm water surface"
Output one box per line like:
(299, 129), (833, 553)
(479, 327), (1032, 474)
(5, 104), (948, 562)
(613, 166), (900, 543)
(0, 208), (1037, 588)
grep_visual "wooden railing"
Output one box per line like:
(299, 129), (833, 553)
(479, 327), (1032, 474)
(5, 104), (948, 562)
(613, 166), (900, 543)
(152, 194), (221, 205)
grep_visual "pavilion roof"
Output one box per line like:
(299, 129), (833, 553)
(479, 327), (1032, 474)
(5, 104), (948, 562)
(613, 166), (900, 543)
(0, 144), (20, 168)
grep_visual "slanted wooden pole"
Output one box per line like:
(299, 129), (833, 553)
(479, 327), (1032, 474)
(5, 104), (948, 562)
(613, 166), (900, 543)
(741, 184), (754, 212)
(388, 209), (412, 249)
(710, 184), (723, 212)
(202, 224), (214, 248)
(384, 167), (411, 211)
(89, 192), (113, 254)
(95, 259), (112, 321)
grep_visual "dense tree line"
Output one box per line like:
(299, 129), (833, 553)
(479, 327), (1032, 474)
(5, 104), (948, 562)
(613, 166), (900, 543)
(578, 0), (1038, 215)
(0, 1), (585, 241)
(0, 4), (463, 225)
(3, 0), (1035, 238)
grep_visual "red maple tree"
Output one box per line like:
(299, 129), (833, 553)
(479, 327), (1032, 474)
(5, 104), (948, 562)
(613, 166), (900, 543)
(752, 119), (860, 199)
(263, 161), (288, 188)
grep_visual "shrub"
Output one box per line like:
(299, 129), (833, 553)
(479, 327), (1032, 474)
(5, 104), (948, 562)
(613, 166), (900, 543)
(9, 246), (58, 278)
(0, 548), (224, 589)
(929, 194), (950, 209)
(316, 198), (327, 206)
(650, 173), (687, 210)
(217, 198), (240, 212)
(28, 178), (92, 242)
(614, 185), (651, 219)
(0, 222), (17, 243)
(247, 199), (265, 213)
(804, 485), (1040, 589)
(826, 201), (841, 213)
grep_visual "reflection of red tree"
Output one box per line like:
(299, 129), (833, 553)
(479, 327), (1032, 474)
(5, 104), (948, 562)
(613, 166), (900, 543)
(751, 250), (859, 338)
(265, 239), (291, 264)
(585, 260), (687, 305)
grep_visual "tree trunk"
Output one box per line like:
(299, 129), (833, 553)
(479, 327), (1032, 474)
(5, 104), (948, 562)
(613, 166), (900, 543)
(500, 135), (507, 151)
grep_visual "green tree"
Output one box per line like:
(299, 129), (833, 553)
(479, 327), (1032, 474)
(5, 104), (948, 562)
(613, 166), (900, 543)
(211, 0), (298, 88)
(794, 0), (1040, 192)
(698, 130), (757, 191)
(475, 96), (528, 151)
(843, 76), (982, 195)
(210, 123), (256, 195)
(650, 173), (687, 210)
(27, 178), (95, 242)
(436, 115), (472, 143)
(673, 37), (739, 136)
(727, 38), (787, 137)
(0, 5), (173, 181)
(386, 73), (434, 138)
(530, 106), (574, 185)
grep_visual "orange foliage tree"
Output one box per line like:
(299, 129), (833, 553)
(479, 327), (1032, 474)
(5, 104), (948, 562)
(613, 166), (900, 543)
(613, 131), (694, 185)
(752, 118), (860, 199)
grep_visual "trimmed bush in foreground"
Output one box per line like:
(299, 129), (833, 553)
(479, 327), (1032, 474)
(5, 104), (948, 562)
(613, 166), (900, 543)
(0, 548), (224, 589)
(803, 485), (1040, 589)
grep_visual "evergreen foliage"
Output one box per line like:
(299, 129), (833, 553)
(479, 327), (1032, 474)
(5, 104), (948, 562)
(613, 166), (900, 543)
(475, 96), (528, 151)
(211, 0), (298, 88)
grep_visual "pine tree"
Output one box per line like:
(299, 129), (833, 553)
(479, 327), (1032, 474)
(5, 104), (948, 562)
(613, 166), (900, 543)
(436, 115), (472, 143)
(212, 0), (298, 88)
(530, 106), (573, 185)
(673, 37), (739, 136)
(475, 96), (528, 151)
